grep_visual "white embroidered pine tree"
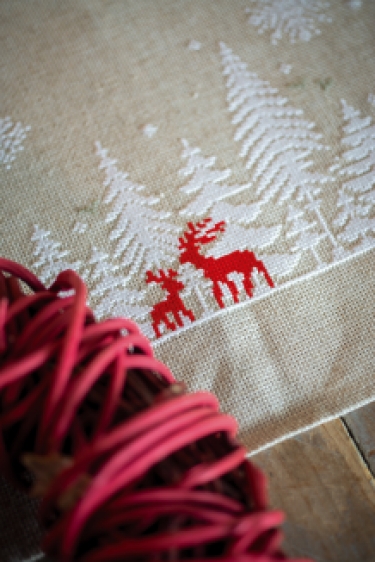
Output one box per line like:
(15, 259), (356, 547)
(286, 204), (326, 268)
(220, 43), (337, 270)
(0, 117), (31, 169)
(220, 43), (330, 205)
(332, 100), (375, 255)
(96, 142), (179, 278)
(179, 139), (261, 223)
(178, 138), (299, 278)
(32, 226), (81, 285)
(84, 247), (152, 333)
(246, 0), (332, 45)
(32, 229), (154, 336)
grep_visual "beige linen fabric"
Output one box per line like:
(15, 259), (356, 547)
(0, 1), (374, 559)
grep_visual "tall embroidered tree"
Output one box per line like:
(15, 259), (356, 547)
(332, 100), (375, 254)
(220, 42), (330, 205)
(220, 42), (336, 270)
(85, 246), (152, 336)
(32, 226), (81, 285)
(179, 139), (261, 223)
(96, 142), (179, 278)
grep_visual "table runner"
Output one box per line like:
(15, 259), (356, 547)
(0, 1), (374, 559)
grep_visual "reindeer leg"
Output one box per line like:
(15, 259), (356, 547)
(173, 311), (184, 328)
(225, 279), (239, 304)
(182, 306), (195, 322)
(213, 281), (225, 309)
(164, 314), (176, 332)
(258, 261), (274, 288)
(243, 275), (254, 299)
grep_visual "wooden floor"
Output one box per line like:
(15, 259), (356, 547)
(253, 403), (375, 562)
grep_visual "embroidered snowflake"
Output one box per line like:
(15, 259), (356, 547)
(246, 0), (332, 45)
(0, 116), (31, 169)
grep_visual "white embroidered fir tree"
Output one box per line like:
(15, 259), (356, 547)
(84, 247), (152, 332)
(245, 0), (332, 45)
(179, 139), (261, 223)
(32, 226), (81, 285)
(178, 138), (299, 278)
(0, 117), (31, 169)
(332, 100), (375, 254)
(96, 142), (178, 278)
(220, 42), (330, 205)
(32, 230), (153, 334)
(220, 42), (337, 272)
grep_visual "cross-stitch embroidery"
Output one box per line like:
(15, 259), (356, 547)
(178, 219), (274, 309)
(30, 47), (374, 342)
(245, 0), (332, 45)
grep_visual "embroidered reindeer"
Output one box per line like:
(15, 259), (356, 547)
(146, 269), (195, 338)
(178, 218), (274, 308)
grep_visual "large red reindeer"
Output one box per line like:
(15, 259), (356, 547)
(178, 218), (274, 308)
(146, 268), (195, 338)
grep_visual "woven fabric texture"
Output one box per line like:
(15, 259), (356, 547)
(0, 1), (374, 559)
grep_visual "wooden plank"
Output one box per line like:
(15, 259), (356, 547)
(252, 419), (375, 562)
(343, 403), (375, 476)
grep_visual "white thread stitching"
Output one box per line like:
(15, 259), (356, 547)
(220, 42), (331, 204)
(332, 100), (375, 255)
(179, 139), (261, 223)
(220, 42), (336, 271)
(31, 226), (82, 285)
(96, 142), (179, 276)
(245, 0), (332, 45)
(0, 117), (30, 169)
(153, 244), (374, 347)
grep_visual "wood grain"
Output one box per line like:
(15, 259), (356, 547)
(253, 419), (375, 562)
(343, 403), (375, 476)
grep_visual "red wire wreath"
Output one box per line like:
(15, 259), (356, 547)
(0, 258), (311, 562)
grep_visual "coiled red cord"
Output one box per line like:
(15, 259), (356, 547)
(0, 258), (311, 562)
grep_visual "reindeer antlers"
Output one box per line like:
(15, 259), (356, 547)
(178, 218), (226, 249)
(145, 269), (178, 285)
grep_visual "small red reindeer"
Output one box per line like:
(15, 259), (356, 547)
(178, 218), (274, 308)
(146, 269), (195, 338)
